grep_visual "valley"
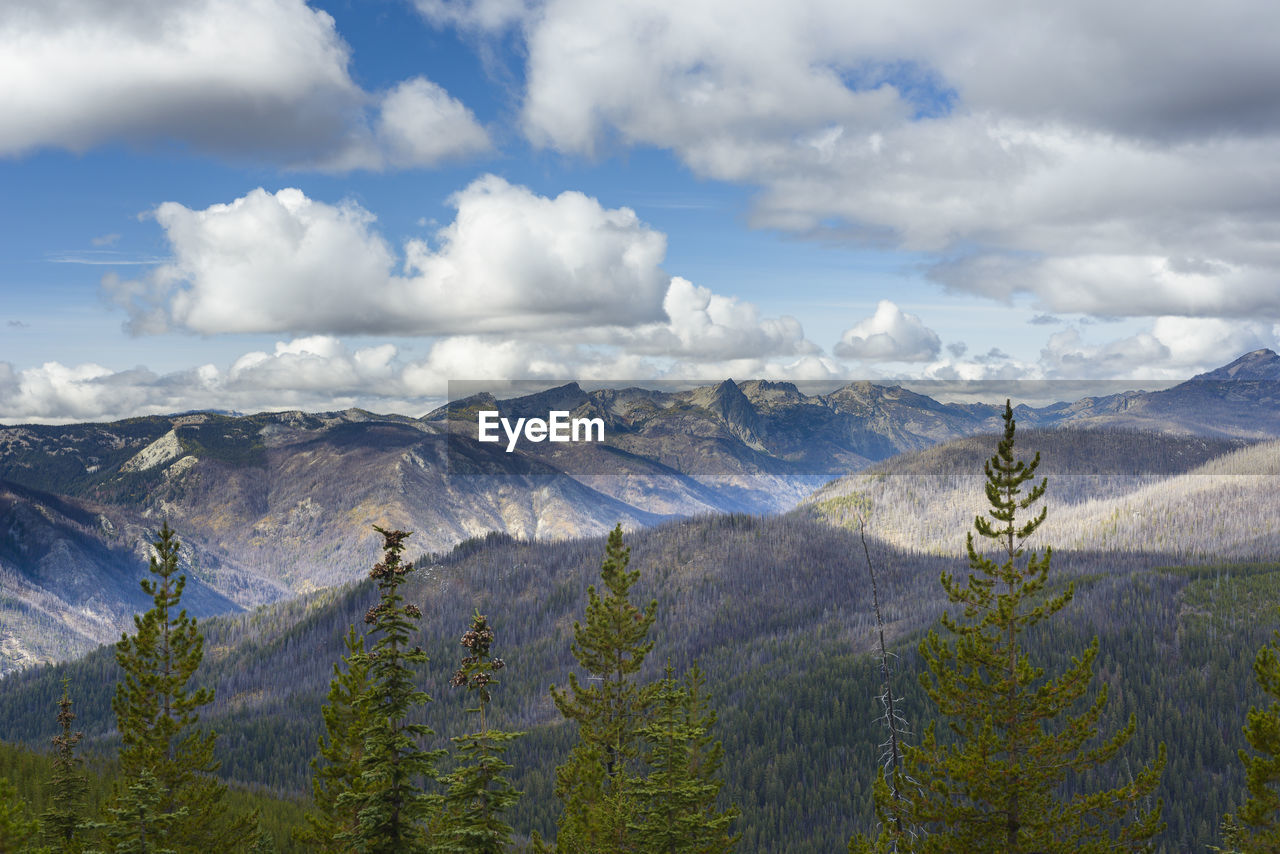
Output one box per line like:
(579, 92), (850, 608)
(2, 350), (1280, 850)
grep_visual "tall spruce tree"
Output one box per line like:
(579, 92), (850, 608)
(634, 663), (740, 854)
(894, 401), (1165, 853)
(1222, 618), (1280, 852)
(337, 526), (441, 854)
(110, 522), (252, 853)
(434, 610), (524, 853)
(549, 523), (658, 852)
(42, 677), (90, 852)
(299, 625), (374, 853)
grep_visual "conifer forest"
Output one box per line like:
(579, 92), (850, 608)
(4, 397), (1280, 854)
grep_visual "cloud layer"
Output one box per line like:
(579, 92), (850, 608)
(1, 0), (489, 168)
(418, 0), (1280, 320)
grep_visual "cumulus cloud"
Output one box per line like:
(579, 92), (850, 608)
(603, 278), (815, 360)
(834, 300), (941, 361)
(418, 0), (1280, 319)
(320, 77), (492, 171)
(0, 0), (488, 168)
(108, 176), (671, 336)
(107, 176), (822, 360)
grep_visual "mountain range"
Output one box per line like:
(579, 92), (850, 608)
(1, 348), (1279, 672)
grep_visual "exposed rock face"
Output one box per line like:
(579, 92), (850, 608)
(120, 430), (184, 472)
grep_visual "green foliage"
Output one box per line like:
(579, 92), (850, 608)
(4, 512), (1268, 851)
(1225, 616), (1280, 852)
(899, 402), (1165, 852)
(550, 524), (659, 851)
(434, 611), (524, 853)
(337, 527), (441, 854)
(109, 522), (253, 853)
(299, 625), (373, 852)
(41, 678), (89, 851)
(100, 769), (184, 854)
(0, 773), (40, 852)
(634, 663), (739, 853)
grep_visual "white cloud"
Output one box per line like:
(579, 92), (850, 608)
(0, 339), (422, 424)
(414, 0), (531, 31)
(320, 78), (493, 171)
(105, 177), (823, 361)
(834, 300), (941, 361)
(108, 177), (671, 336)
(0, 0), (489, 169)
(605, 277), (814, 360)
(229, 336), (399, 391)
(1038, 318), (1280, 380)
(374, 78), (492, 167)
(422, 0), (1280, 319)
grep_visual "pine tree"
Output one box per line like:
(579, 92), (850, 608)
(1223, 618), (1280, 852)
(434, 610), (524, 854)
(549, 523), (658, 852)
(110, 522), (252, 853)
(337, 526), (441, 854)
(299, 625), (374, 852)
(100, 769), (183, 854)
(634, 663), (739, 853)
(42, 677), (90, 852)
(898, 401), (1165, 853)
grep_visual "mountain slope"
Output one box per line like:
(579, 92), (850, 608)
(1, 505), (1273, 851)
(803, 429), (1270, 559)
(0, 479), (241, 671)
(6, 352), (1280, 673)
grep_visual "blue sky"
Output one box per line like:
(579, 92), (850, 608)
(2, 0), (1278, 422)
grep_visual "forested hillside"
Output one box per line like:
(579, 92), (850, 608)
(3, 505), (1277, 851)
(806, 429), (1275, 559)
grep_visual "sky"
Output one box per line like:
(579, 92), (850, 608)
(3, 0), (1279, 423)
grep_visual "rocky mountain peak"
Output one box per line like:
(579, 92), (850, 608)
(1190, 348), (1280, 382)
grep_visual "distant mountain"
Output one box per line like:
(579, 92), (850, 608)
(4, 350), (1280, 672)
(1047, 349), (1280, 437)
(0, 479), (241, 670)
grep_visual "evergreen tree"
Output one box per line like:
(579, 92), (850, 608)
(634, 663), (739, 854)
(42, 677), (89, 852)
(100, 770), (182, 854)
(299, 625), (374, 853)
(434, 610), (524, 853)
(1223, 618), (1280, 852)
(110, 522), (252, 853)
(549, 523), (658, 852)
(897, 401), (1165, 853)
(337, 527), (441, 854)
